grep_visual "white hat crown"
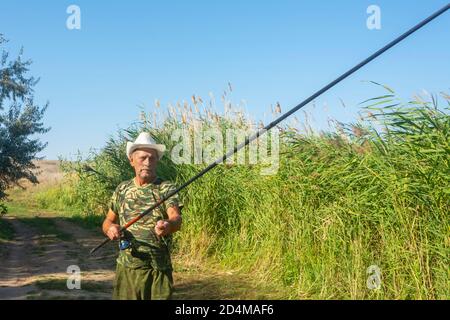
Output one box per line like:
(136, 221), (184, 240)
(126, 132), (166, 160)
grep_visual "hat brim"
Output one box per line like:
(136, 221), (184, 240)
(127, 142), (166, 160)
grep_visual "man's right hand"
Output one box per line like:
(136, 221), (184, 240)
(106, 224), (121, 240)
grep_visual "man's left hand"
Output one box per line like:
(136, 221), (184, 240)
(155, 220), (170, 237)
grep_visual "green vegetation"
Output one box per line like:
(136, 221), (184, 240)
(19, 217), (73, 241)
(6, 186), (102, 231)
(0, 217), (15, 256)
(0, 218), (15, 241)
(15, 88), (450, 299)
(64, 214), (104, 231)
(0, 202), (7, 216)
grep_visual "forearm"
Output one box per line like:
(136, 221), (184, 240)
(102, 219), (113, 235)
(167, 215), (182, 234)
(163, 205), (182, 235)
(102, 209), (119, 236)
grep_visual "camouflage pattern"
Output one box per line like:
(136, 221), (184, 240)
(112, 263), (173, 300)
(109, 177), (182, 271)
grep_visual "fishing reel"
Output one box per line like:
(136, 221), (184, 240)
(119, 234), (131, 250)
(119, 238), (130, 250)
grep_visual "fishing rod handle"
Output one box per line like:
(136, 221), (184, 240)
(90, 237), (111, 255)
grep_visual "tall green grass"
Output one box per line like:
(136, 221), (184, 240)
(35, 88), (450, 299)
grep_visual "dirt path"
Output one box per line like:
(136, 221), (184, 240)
(0, 218), (40, 299)
(0, 214), (117, 300)
(0, 213), (283, 300)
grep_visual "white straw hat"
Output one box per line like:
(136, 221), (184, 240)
(126, 132), (166, 160)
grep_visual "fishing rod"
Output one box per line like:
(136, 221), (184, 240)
(90, 4), (449, 255)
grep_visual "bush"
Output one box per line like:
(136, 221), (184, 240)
(0, 202), (7, 216)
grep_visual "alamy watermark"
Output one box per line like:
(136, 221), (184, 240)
(67, 265), (81, 289)
(367, 5), (381, 30)
(170, 126), (280, 175)
(366, 265), (382, 290)
(66, 5), (81, 30)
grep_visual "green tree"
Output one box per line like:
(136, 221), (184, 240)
(0, 34), (49, 200)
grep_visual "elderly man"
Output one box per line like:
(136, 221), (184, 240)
(102, 132), (182, 300)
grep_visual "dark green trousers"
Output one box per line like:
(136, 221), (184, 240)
(112, 263), (173, 300)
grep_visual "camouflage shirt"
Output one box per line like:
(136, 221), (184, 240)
(109, 177), (182, 271)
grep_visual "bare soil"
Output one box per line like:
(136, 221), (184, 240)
(0, 214), (116, 300)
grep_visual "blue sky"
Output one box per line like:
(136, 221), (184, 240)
(0, 0), (449, 159)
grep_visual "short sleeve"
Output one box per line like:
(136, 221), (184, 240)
(161, 182), (183, 211)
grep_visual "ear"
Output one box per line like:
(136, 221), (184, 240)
(129, 154), (135, 167)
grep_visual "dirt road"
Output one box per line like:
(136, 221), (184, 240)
(0, 214), (116, 299)
(0, 213), (270, 300)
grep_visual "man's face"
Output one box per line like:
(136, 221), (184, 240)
(130, 148), (158, 182)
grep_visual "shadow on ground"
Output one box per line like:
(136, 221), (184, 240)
(0, 215), (116, 299)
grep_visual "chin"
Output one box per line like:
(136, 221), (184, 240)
(140, 172), (153, 179)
